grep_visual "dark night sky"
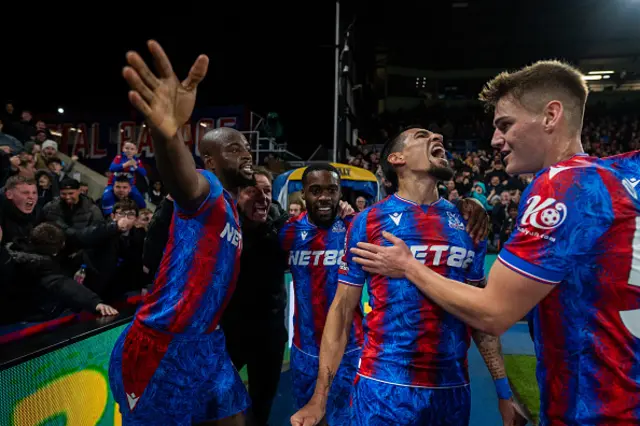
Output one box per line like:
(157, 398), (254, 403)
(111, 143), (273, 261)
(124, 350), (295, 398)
(3, 1), (640, 158)
(3, 5), (349, 158)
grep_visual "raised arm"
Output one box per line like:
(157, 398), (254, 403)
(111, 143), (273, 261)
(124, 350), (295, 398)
(122, 40), (210, 211)
(290, 284), (362, 426)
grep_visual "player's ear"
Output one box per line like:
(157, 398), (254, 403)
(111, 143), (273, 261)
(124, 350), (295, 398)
(543, 100), (563, 133)
(387, 151), (405, 167)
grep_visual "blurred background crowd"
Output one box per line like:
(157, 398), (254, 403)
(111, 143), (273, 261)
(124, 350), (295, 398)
(2, 96), (639, 329)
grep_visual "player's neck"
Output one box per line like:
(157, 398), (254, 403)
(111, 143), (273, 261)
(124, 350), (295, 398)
(544, 136), (584, 168)
(397, 176), (439, 205)
(306, 213), (335, 228)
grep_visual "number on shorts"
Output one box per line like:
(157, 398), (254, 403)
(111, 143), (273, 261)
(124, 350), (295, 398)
(620, 216), (640, 339)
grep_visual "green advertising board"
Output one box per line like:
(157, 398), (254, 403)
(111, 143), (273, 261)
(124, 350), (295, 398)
(0, 324), (128, 426)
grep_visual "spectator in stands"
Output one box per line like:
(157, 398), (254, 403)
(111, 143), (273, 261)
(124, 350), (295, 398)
(142, 194), (173, 285)
(0, 176), (40, 245)
(148, 180), (166, 205)
(79, 182), (90, 199)
(11, 110), (37, 143)
(355, 195), (367, 212)
(46, 157), (75, 184)
(103, 141), (147, 212)
(101, 175), (146, 215)
(499, 202), (519, 248)
(135, 208), (153, 231)
(35, 120), (52, 140)
(223, 167), (289, 426)
(0, 223), (118, 326)
(470, 181), (490, 211)
(288, 200), (304, 217)
(0, 118), (23, 154)
(35, 170), (56, 207)
(43, 178), (103, 231)
(82, 199), (146, 300)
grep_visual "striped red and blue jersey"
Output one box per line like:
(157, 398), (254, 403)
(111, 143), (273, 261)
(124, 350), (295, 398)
(108, 154), (146, 186)
(339, 194), (486, 388)
(134, 170), (242, 335)
(279, 212), (364, 357)
(499, 152), (640, 425)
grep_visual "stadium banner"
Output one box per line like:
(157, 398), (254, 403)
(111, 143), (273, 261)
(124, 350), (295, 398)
(45, 105), (247, 176)
(0, 324), (128, 426)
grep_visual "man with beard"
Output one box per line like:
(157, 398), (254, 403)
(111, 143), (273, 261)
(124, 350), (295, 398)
(282, 163), (363, 426)
(222, 167), (290, 426)
(108, 40), (255, 425)
(292, 128), (516, 426)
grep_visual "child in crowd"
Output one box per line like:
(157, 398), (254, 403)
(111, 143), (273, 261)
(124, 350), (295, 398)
(102, 141), (146, 214)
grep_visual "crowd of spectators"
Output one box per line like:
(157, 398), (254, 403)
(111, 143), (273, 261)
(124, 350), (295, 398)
(0, 102), (163, 329)
(2, 97), (639, 330)
(346, 104), (640, 251)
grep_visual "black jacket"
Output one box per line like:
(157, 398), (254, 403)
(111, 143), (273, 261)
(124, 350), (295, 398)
(221, 202), (289, 341)
(42, 195), (104, 231)
(143, 197), (174, 281)
(0, 191), (42, 246)
(0, 244), (103, 324)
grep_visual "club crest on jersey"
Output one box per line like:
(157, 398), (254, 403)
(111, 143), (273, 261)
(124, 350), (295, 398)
(521, 195), (567, 230)
(332, 221), (346, 233)
(447, 212), (465, 231)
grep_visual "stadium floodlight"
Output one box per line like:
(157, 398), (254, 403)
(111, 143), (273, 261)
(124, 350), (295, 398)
(588, 71), (614, 75)
(57, 107), (64, 114)
(583, 75), (603, 81)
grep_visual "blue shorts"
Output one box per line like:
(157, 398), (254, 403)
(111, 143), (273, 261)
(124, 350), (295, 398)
(108, 321), (250, 425)
(291, 345), (360, 425)
(350, 375), (470, 426)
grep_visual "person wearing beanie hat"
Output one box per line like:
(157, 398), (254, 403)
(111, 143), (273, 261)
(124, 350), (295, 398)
(41, 140), (58, 157)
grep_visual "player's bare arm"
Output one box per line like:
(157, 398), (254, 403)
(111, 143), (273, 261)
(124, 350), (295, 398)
(458, 198), (490, 244)
(290, 284), (362, 426)
(123, 40), (210, 211)
(351, 231), (554, 335)
(468, 279), (526, 425)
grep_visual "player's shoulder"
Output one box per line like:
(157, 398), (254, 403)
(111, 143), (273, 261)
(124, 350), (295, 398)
(529, 154), (609, 194)
(196, 169), (224, 195)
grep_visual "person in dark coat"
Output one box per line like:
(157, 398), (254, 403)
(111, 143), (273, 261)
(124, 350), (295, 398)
(0, 223), (118, 325)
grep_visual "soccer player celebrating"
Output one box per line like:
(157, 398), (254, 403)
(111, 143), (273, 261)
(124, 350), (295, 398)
(108, 40), (255, 425)
(291, 130), (516, 426)
(280, 164), (364, 426)
(352, 61), (640, 425)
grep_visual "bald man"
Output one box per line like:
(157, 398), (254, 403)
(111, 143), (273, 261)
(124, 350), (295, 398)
(108, 40), (255, 426)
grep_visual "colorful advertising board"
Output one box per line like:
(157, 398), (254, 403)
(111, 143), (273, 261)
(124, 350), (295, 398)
(0, 324), (128, 426)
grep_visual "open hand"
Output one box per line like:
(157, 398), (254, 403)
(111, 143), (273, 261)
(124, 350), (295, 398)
(95, 303), (119, 316)
(123, 40), (209, 140)
(351, 231), (413, 278)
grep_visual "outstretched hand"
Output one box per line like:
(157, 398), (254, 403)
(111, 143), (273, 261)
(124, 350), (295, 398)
(123, 40), (209, 140)
(351, 231), (413, 278)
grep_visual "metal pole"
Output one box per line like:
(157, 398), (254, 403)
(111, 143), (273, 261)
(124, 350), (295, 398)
(332, 0), (340, 163)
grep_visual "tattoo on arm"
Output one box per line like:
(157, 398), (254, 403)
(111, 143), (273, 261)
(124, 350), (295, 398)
(472, 329), (506, 380)
(465, 279), (506, 378)
(324, 368), (335, 392)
